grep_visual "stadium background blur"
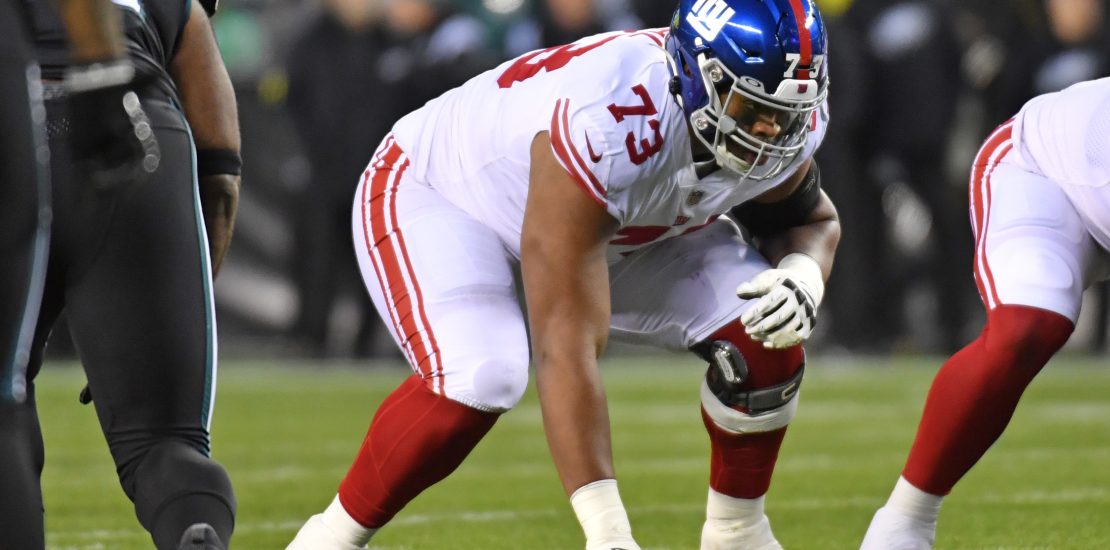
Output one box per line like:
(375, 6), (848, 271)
(44, 0), (1110, 359)
(28, 1), (1110, 548)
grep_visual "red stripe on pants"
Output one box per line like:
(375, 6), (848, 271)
(361, 141), (439, 383)
(969, 123), (1012, 308)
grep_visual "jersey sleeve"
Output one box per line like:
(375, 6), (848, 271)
(547, 52), (674, 225)
(140, 0), (191, 60)
(549, 95), (624, 220)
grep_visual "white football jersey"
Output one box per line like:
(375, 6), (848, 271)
(1011, 77), (1110, 248)
(391, 29), (828, 263)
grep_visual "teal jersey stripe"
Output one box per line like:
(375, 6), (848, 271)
(176, 102), (218, 454)
(3, 65), (52, 403)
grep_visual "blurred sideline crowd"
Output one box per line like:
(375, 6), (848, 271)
(56, 0), (1109, 360)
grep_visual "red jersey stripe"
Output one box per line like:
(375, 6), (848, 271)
(559, 100), (606, 197)
(549, 99), (607, 207)
(633, 28), (666, 47)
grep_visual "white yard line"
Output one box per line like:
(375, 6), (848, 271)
(46, 485), (1110, 546)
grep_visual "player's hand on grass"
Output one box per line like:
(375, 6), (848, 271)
(585, 538), (641, 550)
(736, 253), (824, 349)
(64, 57), (160, 189)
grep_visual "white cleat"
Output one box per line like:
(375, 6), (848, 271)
(286, 514), (365, 550)
(701, 514), (783, 550)
(860, 506), (936, 550)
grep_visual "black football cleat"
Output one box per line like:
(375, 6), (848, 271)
(177, 523), (225, 550)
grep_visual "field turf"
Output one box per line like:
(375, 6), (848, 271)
(35, 355), (1110, 549)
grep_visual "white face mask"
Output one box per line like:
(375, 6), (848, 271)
(688, 56), (825, 182)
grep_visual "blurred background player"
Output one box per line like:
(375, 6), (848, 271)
(501, 0), (640, 56)
(860, 77), (1110, 549)
(817, 0), (972, 354)
(288, 0), (837, 548)
(285, 0), (496, 358)
(0, 0), (242, 548)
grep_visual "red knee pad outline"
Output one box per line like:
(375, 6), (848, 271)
(704, 321), (805, 391)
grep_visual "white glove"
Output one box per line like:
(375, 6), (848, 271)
(736, 253), (824, 349)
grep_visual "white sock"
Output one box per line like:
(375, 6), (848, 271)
(705, 488), (765, 528)
(886, 477), (943, 524)
(321, 495), (377, 547)
(570, 479), (635, 545)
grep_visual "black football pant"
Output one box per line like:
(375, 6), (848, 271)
(2, 94), (236, 549)
(0, 2), (51, 547)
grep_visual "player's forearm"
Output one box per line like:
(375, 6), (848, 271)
(522, 245), (615, 495)
(534, 352), (616, 495)
(171, 0), (240, 152)
(199, 174), (239, 277)
(536, 354), (643, 549)
(52, 0), (126, 61)
(756, 192), (840, 281)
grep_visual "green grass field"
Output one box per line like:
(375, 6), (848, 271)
(35, 354), (1110, 549)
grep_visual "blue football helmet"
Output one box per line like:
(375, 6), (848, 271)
(665, 0), (828, 181)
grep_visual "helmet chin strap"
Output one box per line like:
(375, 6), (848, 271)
(714, 143), (755, 176)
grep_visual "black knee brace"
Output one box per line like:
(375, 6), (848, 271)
(692, 339), (805, 414)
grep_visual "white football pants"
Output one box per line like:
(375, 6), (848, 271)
(970, 121), (1110, 323)
(353, 136), (768, 412)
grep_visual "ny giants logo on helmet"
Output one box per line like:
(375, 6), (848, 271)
(687, 0), (735, 41)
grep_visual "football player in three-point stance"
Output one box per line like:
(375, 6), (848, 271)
(861, 78), (1110, 549)
(289, 0), (838, 548)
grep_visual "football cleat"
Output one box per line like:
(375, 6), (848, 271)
(176, 523), (224, 550)
(860, 506), (936, 550)
(701, 514), (783, 550)
(286, 514), (366, 550)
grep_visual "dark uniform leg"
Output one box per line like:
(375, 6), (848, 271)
(46, 97), (235, 549)
(0, 1), (50, 547)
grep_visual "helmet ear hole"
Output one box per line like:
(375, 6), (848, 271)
(679, 54), (694, 77)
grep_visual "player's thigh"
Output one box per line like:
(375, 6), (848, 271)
(609, 219), (769, 350)
(353, 138), (528, 412)
(58, 99), (216, 437)
(973, 154), (1099, 323)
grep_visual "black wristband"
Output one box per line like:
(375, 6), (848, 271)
(196, 148), (241, 177)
